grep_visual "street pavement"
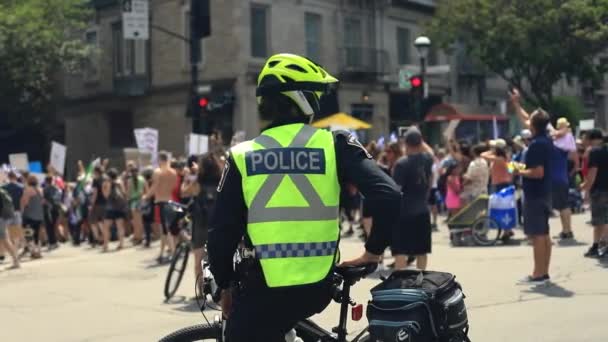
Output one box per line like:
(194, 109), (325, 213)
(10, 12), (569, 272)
(1, 212), (606, 342)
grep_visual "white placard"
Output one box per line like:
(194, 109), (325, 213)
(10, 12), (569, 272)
(122, 0), (149, 40)
(134, 127), (159, 165)
(188, 134), (209, 156)
(443, 120), (461, 140)
(9, 153), (29, 171)
(579, 119), (595, 131)
(50, 142), (67, 175)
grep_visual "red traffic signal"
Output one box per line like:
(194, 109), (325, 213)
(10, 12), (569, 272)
(198, 97), (209, 108)
(410, 76), (422, 88)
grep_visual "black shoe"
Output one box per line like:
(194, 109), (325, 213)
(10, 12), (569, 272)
(0, 255), (5, 263)
(557, 231), (574, 240)
(386, 262), (395, 269)
(584, 244), (599, 258)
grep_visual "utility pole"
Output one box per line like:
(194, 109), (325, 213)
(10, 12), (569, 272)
(190, 0), (211, 134)
(190, 6), (201, 134)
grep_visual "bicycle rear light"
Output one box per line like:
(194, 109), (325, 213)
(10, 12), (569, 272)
(351, 304), (363, 321)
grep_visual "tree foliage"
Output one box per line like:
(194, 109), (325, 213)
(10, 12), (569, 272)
(0, 0), (91, 128)
(429, 0), (608, 111)
(551, 95), (586, 126)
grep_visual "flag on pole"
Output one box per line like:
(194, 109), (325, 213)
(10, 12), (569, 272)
(77, 158), (100, 191)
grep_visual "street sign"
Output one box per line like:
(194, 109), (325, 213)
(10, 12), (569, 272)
(122, 0), (149, 40)
(400, 64), (451, 76)
(398, 69), (413, 90)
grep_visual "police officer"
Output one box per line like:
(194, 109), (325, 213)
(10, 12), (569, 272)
(208, 53), (401, 342)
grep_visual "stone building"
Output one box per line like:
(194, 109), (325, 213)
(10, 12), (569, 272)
(60, 0), (607, 176)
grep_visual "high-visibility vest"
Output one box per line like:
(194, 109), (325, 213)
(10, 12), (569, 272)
(231, 123), (340, 288)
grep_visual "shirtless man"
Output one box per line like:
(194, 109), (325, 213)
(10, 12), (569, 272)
(144, 152), (179, 262)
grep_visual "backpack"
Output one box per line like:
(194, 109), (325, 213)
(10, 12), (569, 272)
(0, 188), (15, 219)
(367, 270), (470, 342)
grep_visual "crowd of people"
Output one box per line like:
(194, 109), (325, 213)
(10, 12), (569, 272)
(337, 90), (608, 280)
(0, 148), (225, 281)
(2, 92), (607, 287)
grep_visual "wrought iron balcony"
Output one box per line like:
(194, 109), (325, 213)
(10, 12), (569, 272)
(338, 47), (389, 78)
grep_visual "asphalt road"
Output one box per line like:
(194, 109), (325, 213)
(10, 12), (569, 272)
(1, 213), (606, 342)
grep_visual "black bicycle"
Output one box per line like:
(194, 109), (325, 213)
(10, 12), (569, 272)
(163, 201), (194, 300)
(159, 263), (379, 342)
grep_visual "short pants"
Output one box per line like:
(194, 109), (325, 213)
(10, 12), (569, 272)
(155, 202), (180, 236)
(551, 181), (569, 211)
(0, 219), (7, 240)
(105, 209), (128, 221)
(4, 211), (22, 227)
(523, 196), (551, 236)
(392, 212), (432, 255)
(590, 191), (608, 226)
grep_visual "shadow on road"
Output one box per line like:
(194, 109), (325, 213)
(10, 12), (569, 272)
(598, 257), (608, 268)
(522, 282), (575, 298)
(142, 258), (170, 269)
(556, 239), (587, 247)
(165, 297), (207, 313)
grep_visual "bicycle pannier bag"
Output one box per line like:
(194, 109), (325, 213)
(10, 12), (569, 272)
(367, 270), (469, 342)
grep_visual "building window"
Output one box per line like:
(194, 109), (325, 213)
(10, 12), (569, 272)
(183, 7), (204, 67)
(251, 4), (269, 58)
(305, 13), (322, 62)
(112, 22), (147, 77)
(84, 30), (100, 81)
(344, 17), (363, 67)
(428, 46), (439, 66)
(396, 27), (410, 65)
(351, 103), (374, 143)
(108, 111), (135, 148)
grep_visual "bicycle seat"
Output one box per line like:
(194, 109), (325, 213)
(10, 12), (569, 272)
(335, 263), (377, 283)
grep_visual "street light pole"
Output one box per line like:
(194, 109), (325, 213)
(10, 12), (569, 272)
(414, 36), (431, 122)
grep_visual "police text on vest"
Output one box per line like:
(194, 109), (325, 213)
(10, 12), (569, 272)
(245, 148), (326, 175)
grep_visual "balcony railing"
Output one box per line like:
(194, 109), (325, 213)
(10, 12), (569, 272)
(338, 47), (389, 77)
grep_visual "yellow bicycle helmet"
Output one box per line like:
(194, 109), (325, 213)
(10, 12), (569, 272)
(256, 53), (338, 116)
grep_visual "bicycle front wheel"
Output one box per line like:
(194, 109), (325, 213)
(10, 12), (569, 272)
(164, 242), (191, 300)
(159, 324), (223, 342)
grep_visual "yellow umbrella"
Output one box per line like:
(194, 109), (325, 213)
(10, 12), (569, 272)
(312, 112), (372, 130)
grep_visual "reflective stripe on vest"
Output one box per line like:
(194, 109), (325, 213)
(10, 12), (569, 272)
(231, 124), (340, 288)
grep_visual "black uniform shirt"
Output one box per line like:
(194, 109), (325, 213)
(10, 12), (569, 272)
(208, 129), (401, 289)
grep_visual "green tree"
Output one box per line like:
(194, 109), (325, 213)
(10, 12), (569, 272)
(0, 0), (91, 130)
(429, 0), (608, 111)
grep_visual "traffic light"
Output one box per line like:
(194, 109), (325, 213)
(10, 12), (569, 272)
(192, 0), (211, 39)
(198, 96), (209, 109)
(410, 75), (423, 90)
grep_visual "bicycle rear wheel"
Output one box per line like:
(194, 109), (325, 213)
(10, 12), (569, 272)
(159, 324), (222, 342)
(164, 242), (191, 300)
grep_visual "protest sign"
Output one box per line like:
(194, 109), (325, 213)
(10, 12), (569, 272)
(50, 141), (67, 175)
(134, 127), (159, 165)
(9, 153), (29, 171)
